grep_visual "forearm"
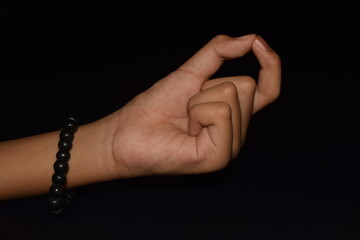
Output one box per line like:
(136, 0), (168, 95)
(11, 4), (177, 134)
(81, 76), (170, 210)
(0, 118), (113, 201)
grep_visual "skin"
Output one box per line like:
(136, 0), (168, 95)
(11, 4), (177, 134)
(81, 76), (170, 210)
(0, 34), (281, 200)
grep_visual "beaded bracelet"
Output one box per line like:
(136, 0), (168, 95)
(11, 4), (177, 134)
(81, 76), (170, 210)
(48, 117), (78, 216)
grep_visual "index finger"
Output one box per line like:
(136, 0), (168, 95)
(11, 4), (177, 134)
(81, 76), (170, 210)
(178, 34), (257, 86)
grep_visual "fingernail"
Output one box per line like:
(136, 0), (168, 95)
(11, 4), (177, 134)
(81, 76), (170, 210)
(255, 36), (271, 50)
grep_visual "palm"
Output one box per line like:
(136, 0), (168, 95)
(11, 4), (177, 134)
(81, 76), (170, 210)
(112, 70), (203, 177)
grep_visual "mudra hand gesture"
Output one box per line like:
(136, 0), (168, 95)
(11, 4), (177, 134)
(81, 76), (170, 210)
(106, 34), (281, 178)
(0, 34), (281, 200)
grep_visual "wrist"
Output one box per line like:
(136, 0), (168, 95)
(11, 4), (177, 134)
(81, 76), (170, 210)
(65, 116), (114, 187)
(100, 110), (139, 180)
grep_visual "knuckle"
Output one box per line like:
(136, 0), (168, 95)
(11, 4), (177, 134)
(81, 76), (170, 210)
(212, 34), (231, 43)
(215, 102), (232, 119)
(219, 81), (237, 98)
(238, 76), (256, 92)
(211, 35), (233, 52)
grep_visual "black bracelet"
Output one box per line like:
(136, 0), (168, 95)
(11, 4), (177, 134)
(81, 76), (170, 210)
(48, 117), (78, 216)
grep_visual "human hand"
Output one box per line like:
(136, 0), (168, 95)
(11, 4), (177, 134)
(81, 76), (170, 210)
(101, 34), (281, 179)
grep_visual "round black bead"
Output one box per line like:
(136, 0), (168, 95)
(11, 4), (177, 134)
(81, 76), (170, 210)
(58, 139), (72, 151)
(48, 116), (78, 216)
(53, 160), (69, 174)
(67, 117), (79, 125)
(63, 119), (78, 133)
(49, 185), (64, 198)
(59, 129), (74, 141)
(56, 150), (70, 161)
(48, 196), (64, 210)
(52, 173), (66, 185)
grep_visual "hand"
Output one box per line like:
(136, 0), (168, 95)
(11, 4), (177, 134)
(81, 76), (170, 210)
(101, 34), (281, 179)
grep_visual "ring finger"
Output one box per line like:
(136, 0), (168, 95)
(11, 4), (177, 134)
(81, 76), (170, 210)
(188, 81), (242, 158)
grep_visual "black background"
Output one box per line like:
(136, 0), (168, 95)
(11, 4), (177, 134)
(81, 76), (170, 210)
(0, 1), (359, 239)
